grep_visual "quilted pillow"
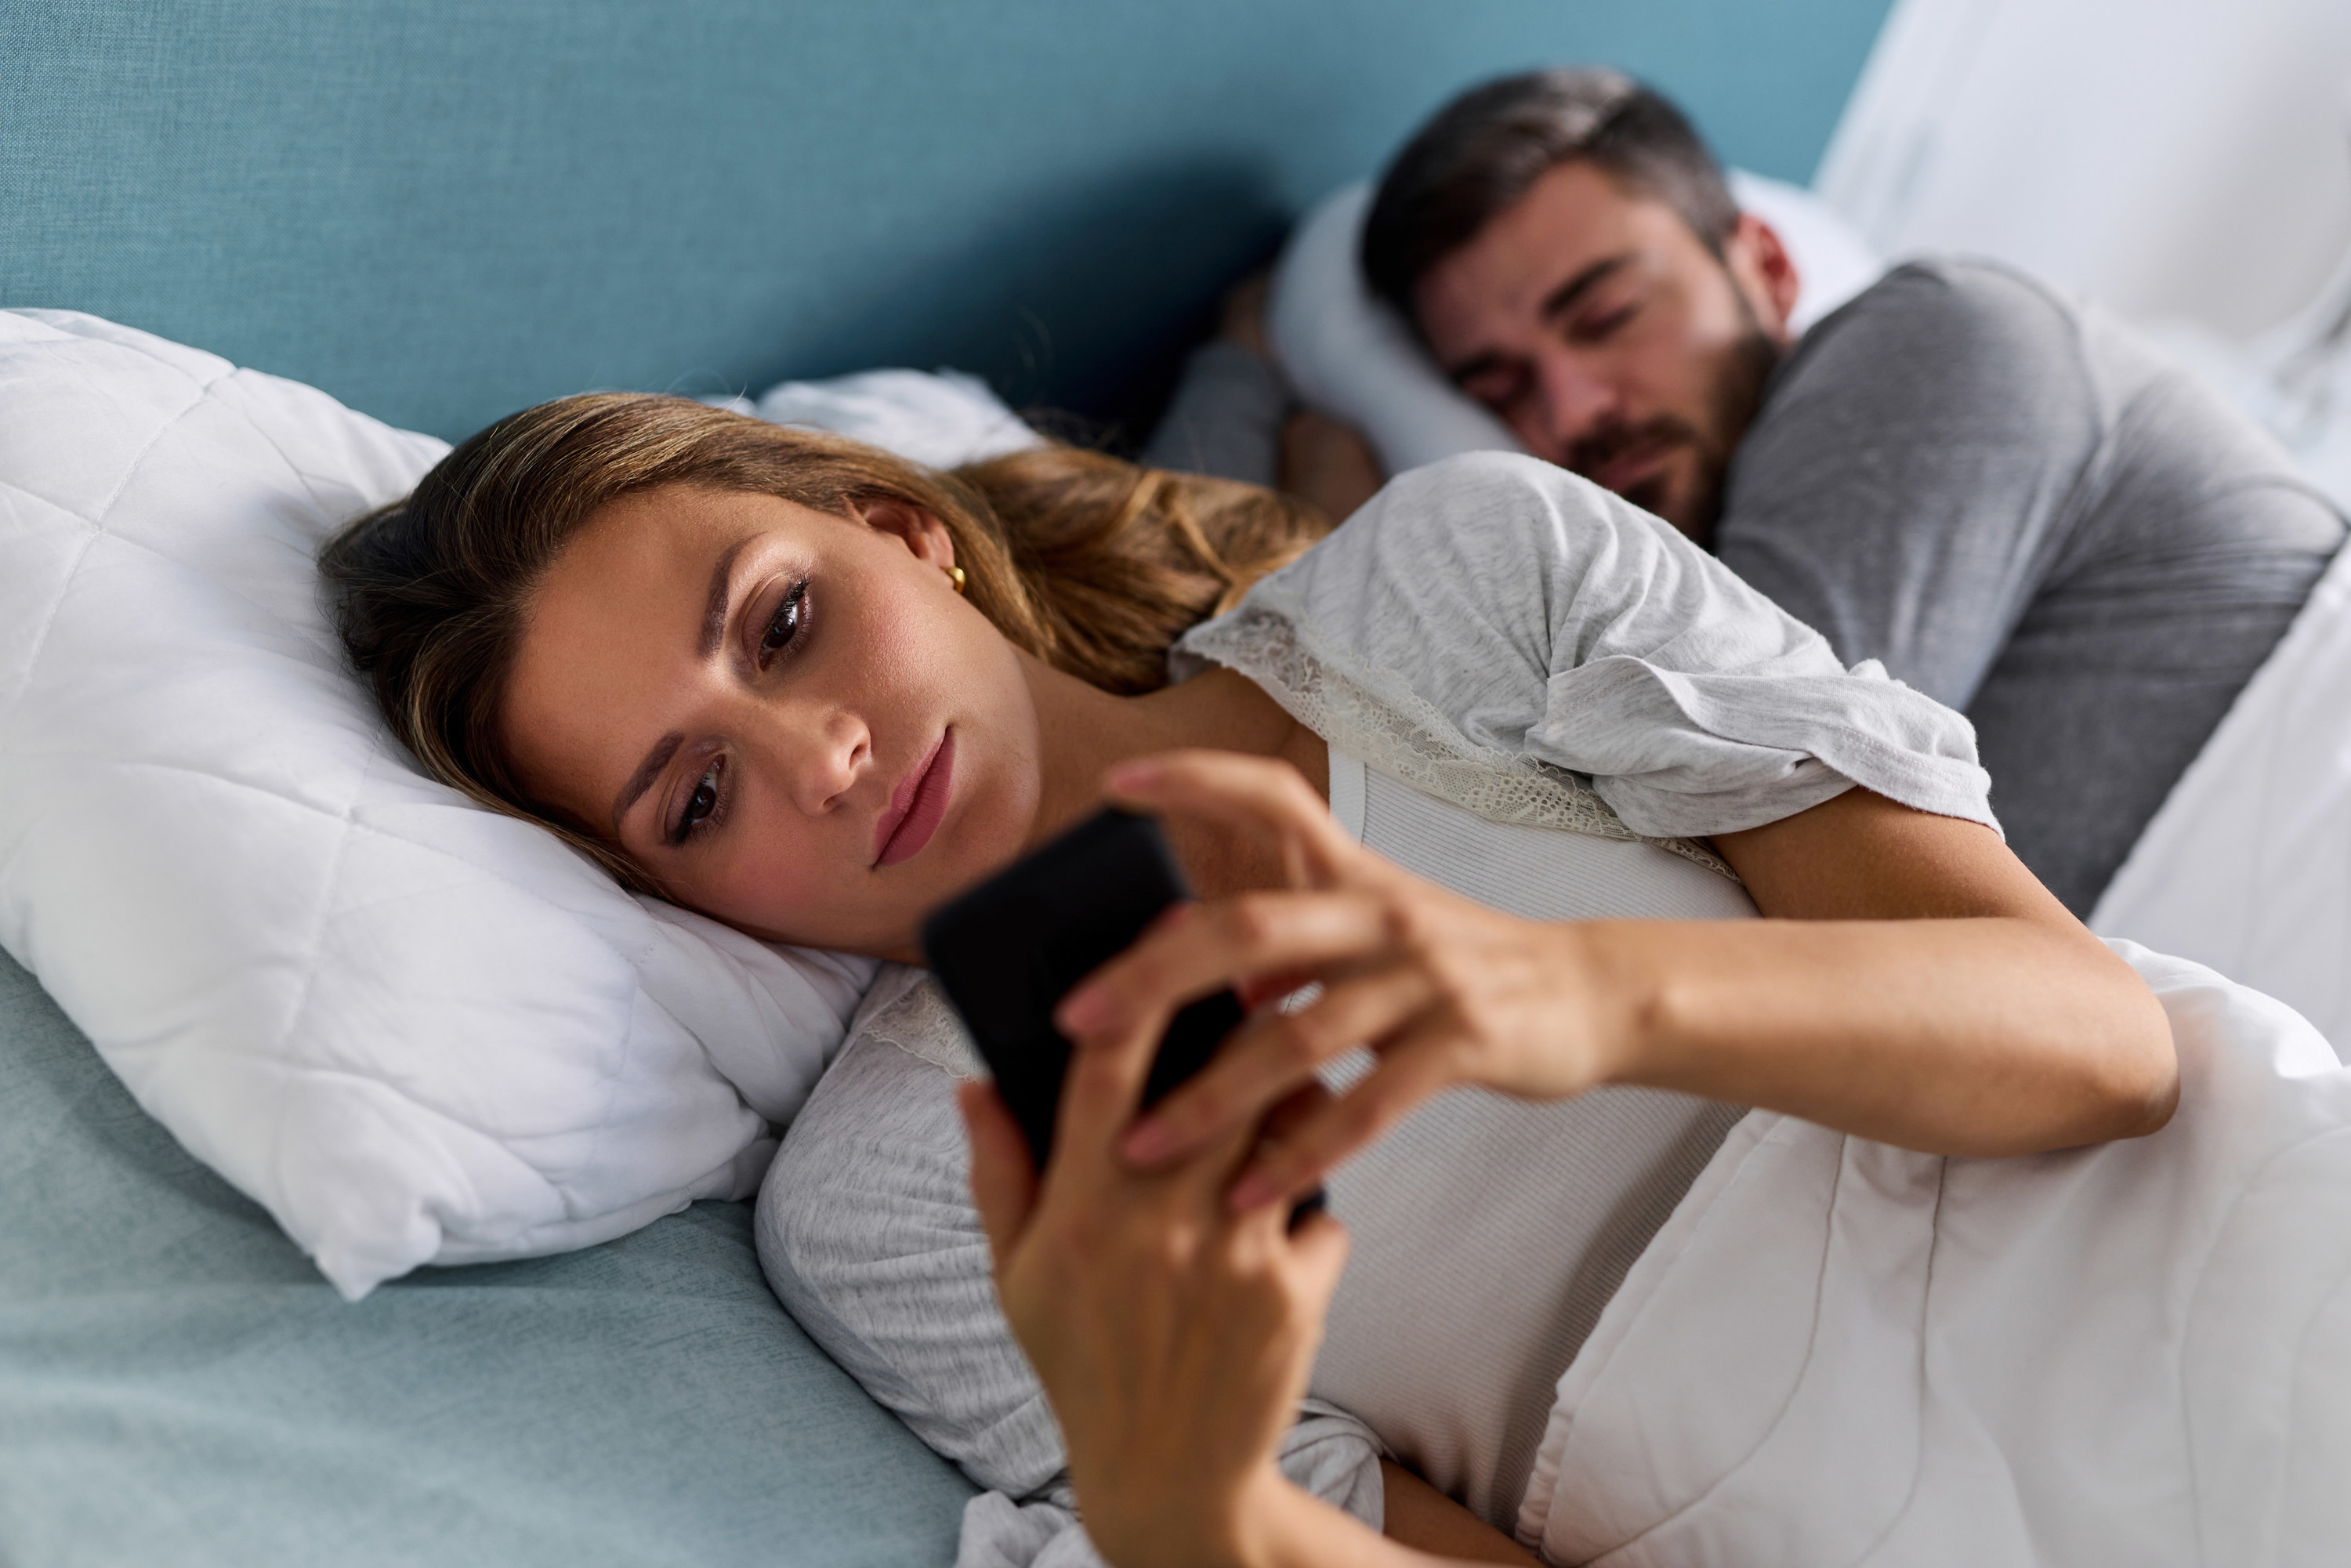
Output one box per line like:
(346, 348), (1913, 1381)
(0, 311), (910, 1298)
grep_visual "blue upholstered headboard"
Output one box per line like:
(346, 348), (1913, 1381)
(2, 1), (1891, 444)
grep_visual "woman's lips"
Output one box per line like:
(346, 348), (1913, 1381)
(875, 730), (955, 868)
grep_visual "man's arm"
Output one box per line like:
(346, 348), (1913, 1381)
(1142, 275), (1386, 522)
(1143, 335), (1294, 488)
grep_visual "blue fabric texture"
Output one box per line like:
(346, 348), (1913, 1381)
(0, 0), (1891, 443)
(0, 950), (973, 1566)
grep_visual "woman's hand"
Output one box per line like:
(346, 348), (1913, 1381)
(960, 972), (1352, 1568)
(1062, 749), (2178, 1215)
(1058, 751), (1638, 1211)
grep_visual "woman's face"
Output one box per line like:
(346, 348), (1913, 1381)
(502, 483), (1045, 956)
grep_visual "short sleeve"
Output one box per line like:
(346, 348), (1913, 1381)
(1186, 451), (1996, 838)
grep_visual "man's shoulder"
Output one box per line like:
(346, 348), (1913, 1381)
(1847, 256), (2078, 317)
(1790, 257), (2092, 383)
(1738, 255), (2118, 484)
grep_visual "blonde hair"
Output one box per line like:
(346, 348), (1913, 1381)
(321, 393), (1326, 887)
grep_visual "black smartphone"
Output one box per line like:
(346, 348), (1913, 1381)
(922, 806), (1324, 1226)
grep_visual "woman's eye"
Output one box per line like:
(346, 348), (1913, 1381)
(759, 580), (808, 667)
(674, 759), (723, 843)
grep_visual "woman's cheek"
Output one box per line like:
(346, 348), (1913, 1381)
(734, 835), (840, 930)
(680, 803), (835, 939)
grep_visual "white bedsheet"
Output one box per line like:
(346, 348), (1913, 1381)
(1517, 940), (2351, 1566)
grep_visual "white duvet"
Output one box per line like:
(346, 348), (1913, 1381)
(1517, 940), (2351, 1566)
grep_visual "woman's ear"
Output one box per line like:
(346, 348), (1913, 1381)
(854, 495), (958, 573)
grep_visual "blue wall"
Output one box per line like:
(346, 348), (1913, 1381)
(2, 1), (1893, 441)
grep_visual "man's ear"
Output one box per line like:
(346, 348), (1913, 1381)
(1726, 213), (1801, 342)
(854, 495), (958, 573)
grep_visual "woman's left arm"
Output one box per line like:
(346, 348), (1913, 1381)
(1599, 782), (2176, 1155)
(1064, 753), (2175, 1211)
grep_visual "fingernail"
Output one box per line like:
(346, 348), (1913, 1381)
(1228, 1171), (1278, 1213)
(1056, 987), (1107, 1035)
(1120, 1118), (1174, 1164)
(1105, 759), (1161, 793)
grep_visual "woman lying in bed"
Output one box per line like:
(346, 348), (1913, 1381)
(323, 393), (2175, 1562)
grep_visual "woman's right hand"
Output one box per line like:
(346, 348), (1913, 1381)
(959, 976), (1352, 1568)
(1057, 750), (1636, 1212)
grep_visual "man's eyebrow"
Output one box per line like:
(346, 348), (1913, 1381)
(1439, 256), (1627, 386)
(701, 536), (753, 659)
(1538, 254), (1633, 324)
(611, 732), (683, 838)
(1442, 255), (1637, 384)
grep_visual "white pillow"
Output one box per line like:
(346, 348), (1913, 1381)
(0, 313), (1026, 1298)
(1266, 171), (1885, 478)
(705, 366), (1045, 469)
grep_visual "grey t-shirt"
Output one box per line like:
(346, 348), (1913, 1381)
(1715, 259), (2345, 912)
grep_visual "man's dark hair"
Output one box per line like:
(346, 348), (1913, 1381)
(1360, 68), (1739, 317)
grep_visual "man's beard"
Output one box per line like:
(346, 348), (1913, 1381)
(1564, 320), (1783, 545)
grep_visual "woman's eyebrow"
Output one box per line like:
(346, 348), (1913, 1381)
(701, 536), (754, 657)
(610, 733), (683, 836)
(609, 535), (755, 836)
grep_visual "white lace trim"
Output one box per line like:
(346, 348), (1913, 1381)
(861, 973), (984, 1080)
(1181, 590), (1737, 882)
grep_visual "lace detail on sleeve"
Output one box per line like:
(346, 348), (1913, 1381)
(1181, 592), (1738, 882)
(859, 975), (984, 1081)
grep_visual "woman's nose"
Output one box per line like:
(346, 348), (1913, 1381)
(771, 706), (871, 817)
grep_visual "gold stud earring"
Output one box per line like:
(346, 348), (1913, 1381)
(947, 565), (967, 595)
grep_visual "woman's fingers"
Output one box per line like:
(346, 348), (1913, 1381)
(1255, 1080), (1336, 1150)
(1060, 888), (1393, 1046)
(1104, 749), (1371, 890)
(958, 1081), (1038, 1265)
(1228, 1022), (1469, 1211)
(1121, 962), (1436, 1166)
(1051, 987), (1174, 1190)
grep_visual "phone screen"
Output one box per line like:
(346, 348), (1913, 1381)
(922, 808), (1325, 1227)
(922, 809), (1239, 1164)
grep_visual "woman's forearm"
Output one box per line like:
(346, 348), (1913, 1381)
(1230, 1473), (1513, 1568)
(1073, 759), (2178, 1207)
(1579, 912), (2177, 1154)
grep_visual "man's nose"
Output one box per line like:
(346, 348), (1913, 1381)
(1530, 349), (1619, 461)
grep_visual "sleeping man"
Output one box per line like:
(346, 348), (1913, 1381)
(1147, 67), (2346, 915)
